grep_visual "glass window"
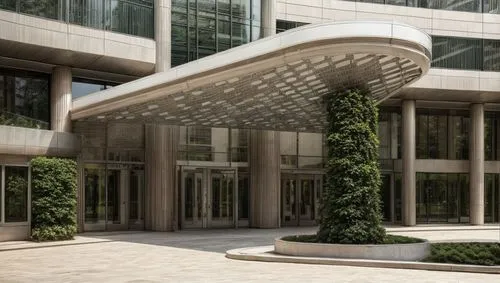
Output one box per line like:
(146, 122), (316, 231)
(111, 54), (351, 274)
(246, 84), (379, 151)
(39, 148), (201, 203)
(378, 112), (391, 159)
(419, 0), (481, 12)
(416, 109), (468, 160)
(172, 0), (260, 67)
(231, 129), (249, 162)
(4, 166), (29, 223)
(432, 36), (483, 71)
(0, 69), (50, 129)
(280, 131), (297, 167)
(450, 114), (469, 160)
(20, 0), (61, 20)
(298, 132), (323, 168)
(484, 0), (500, 13)
(68, 0), (105, 29)
(111, 0), (154, 38)
(0, 0), (17, 11)
(484, 40), (500, 71)
(72, 79), (115, 99)
(485, 112), (500, 161)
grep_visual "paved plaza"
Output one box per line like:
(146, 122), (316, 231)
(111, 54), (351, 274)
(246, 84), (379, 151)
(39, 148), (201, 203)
(1, 226), (500, 282)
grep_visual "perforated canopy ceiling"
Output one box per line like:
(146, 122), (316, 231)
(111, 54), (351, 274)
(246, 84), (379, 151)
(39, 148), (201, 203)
(72, 21), (432, 132)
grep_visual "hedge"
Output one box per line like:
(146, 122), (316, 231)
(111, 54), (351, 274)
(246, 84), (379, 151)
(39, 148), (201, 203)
(317, 89), (386, 244)
(31, 157), (77, 241)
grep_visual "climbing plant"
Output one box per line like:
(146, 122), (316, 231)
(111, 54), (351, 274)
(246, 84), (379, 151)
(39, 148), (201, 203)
(317, 89), (386, 244)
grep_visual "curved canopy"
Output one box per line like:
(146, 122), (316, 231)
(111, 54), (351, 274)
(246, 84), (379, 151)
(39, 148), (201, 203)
(72, 21), (431, 132)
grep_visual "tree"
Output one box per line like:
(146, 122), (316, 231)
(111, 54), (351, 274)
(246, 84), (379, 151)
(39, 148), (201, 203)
(317, 89), (386, 244)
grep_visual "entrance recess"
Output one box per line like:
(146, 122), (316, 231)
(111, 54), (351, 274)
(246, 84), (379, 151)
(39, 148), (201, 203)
(281, 174), (323, 226)
(83, 164), (144, 231)
(181, 167), (237, 228)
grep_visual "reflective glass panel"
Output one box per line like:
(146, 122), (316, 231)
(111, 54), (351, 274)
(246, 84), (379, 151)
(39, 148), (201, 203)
(0, 70), (49, 129)
(84, 166), (106, 223)
(4, 166), (28, 223)
(20, 0), (61, 20)
(72, 80), (115, 99)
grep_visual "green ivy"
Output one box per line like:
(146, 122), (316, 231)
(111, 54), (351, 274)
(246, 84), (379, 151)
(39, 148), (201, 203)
(317, 89), (386, 244)
(31, 157), (77, 242)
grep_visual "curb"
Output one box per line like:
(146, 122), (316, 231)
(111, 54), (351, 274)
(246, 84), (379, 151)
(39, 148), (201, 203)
(226, 246), (500, 274)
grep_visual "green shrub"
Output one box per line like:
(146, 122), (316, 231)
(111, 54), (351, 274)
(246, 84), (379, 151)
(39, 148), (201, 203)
(424, 243), (500, 266)
(317, 89), (386, 244)
(31, 157), (77, 242)
(282, 234), (424, 245)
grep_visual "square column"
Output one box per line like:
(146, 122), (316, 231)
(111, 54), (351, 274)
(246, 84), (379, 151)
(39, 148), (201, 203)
(402, 100), (416, 226)
(249, 130), (280, 228)
(470, 103), (484, 225)
(50, 66), (72, 132)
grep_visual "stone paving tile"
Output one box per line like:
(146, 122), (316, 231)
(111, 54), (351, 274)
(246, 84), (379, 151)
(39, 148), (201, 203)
(0, 227), (500, 282)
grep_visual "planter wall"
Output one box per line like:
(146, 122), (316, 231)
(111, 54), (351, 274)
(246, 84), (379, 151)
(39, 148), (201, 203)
(275, 238), (430, 261)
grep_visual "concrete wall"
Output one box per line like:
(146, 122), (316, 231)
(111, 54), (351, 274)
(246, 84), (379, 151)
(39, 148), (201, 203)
(0, 225), (29, 242)
(277, 0), (500, 39)
(0, 125), (81, 157)
(0, 9), (155, 77)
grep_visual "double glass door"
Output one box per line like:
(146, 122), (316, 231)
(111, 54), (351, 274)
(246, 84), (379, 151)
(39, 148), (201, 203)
(181, 168), (236, 228)
(83, 164), (144, 231)
(281, 174), (322, 226)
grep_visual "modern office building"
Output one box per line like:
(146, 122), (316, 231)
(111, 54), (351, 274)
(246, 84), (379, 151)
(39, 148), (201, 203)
(0, 0), (498, 241)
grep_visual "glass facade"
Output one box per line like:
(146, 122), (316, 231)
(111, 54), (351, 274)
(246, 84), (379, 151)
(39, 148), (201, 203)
(416, 109), (469, 160)
(416, 173), (469, 223)
(72, 78), (116, 99)
(171, 0), (261, 67)
(0, 0), (154, 38)
(344, 0), (500, 13)
(0, 69), (50, 129)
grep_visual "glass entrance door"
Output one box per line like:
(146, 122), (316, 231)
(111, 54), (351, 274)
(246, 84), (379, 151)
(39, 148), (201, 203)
(128, 170), (144, 230)
(282, 174), (322, 226)
(182, 169), (205, 228)
(181, 167), (236, 228)
(83, 164), (144, 231)
(209, 169), (234, 227)
(281, 176), (297, 226)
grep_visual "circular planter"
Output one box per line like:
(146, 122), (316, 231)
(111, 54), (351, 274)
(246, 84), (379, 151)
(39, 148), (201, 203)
(275, 237), (430, 261)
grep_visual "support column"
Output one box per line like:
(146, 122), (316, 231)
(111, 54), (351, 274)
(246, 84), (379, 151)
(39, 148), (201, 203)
(261, 0), (276, 37)
(50, 66), (72, 132)
(402, 100), (416, 226)
(155, 0), (171, 72)
(249, 130), (280, 228)
(470, 104), (484, 225)
(144, 124), (179, 231)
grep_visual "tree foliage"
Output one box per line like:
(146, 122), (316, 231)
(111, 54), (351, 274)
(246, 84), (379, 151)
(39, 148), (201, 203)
(31, 157), (77, 241)
(317, 89), (386, 244)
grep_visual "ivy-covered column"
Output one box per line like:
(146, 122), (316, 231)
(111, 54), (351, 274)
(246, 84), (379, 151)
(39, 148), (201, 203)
(317, 89), (386, 244)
